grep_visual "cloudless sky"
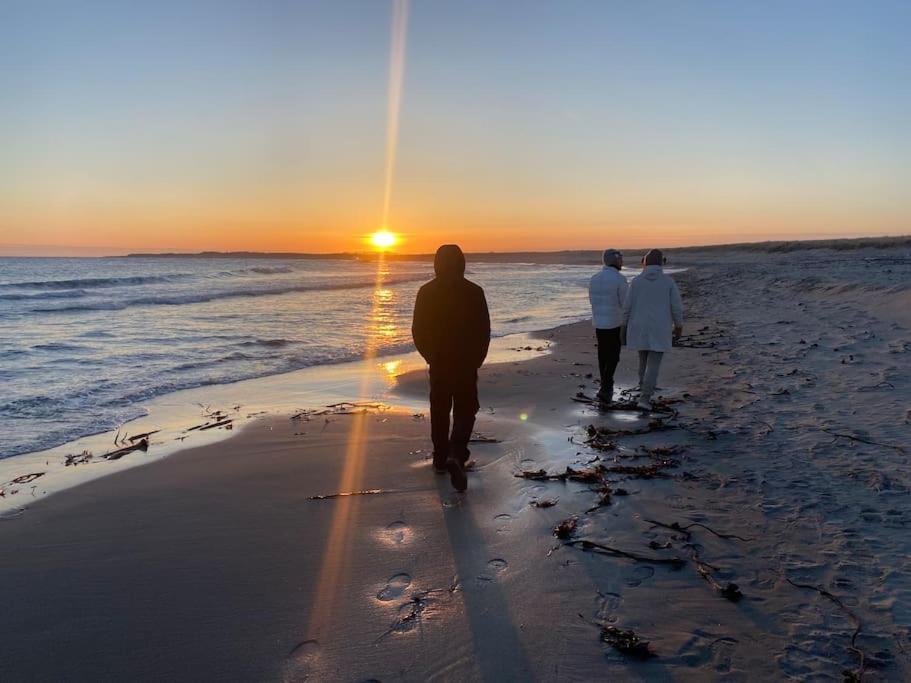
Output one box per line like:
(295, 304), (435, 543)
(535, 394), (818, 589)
(1, 0), (909, 254)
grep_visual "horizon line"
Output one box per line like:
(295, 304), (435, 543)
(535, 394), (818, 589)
(2, 233), (910, 259)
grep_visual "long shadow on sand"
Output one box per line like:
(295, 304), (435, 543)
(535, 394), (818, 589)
(435, 477), (534, 681)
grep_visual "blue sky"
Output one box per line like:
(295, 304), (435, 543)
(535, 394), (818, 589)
(1, 0), (908, 253)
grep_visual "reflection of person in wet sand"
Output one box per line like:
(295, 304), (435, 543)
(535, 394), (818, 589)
(623, 248), (684, 410)
(412, 245), (491, 492)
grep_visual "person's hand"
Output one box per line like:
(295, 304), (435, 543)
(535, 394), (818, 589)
(673, 325), (683, 339)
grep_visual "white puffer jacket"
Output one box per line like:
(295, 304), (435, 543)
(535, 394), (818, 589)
(623, 266), (683, 352)
(588, 266), (629, 329)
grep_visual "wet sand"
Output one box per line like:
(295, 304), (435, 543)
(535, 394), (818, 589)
(2, 247), (910, 681)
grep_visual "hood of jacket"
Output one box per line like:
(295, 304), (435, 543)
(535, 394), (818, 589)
(434, 244), (466, 280)
(643, 265), (663, 280)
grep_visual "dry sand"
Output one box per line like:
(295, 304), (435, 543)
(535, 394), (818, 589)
(1, 247), (909, 681)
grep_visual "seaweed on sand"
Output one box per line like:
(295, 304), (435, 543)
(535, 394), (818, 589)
(606, 462), (677, 479)
(599, 625), (656, 660)
(531, 498), (559, 508)
(585, 419), (674, 442)
(291, 402), (390, 421)
(308, 489), (392, 500)
(515, 465), (605, 483)
(100, 438), (148, 461)
(554, 517), (578, 539)
(566, 540), (685, 568)
(572, 392), (640, 411)
(691, 550), (743, 602)
(8, 472), (45, 485)
(515, 468), (553, 481)
(643, 518), (753, 542)
(469, 433), (501, 443)
(566, 465), (605, 483)
(64, 450), (93, 467)
(820, 427), (905, 453)
(636, 444), (685, 458)
(786, 578), (866, 682)
(585, 487), (613, 513)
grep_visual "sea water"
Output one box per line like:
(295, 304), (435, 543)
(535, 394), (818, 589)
(0, 256), (602, 458)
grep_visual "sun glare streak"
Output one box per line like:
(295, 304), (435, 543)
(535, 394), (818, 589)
(381, 0), (409, 228)
(303, 2), (411, 651)
(304, 253), (392, 647)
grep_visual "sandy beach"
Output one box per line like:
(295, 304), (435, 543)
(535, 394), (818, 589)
(2, 245), (910, 681)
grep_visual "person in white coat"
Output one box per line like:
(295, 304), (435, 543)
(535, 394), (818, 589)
(588, 249), (628, 403)
(623, 249), (683, 409)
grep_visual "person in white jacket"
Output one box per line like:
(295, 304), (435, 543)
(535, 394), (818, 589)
(588, 249), (629, 403)
(623, 249), (683, 409)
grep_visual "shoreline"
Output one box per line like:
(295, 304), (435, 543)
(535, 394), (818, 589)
(0, 330), (556, 516)
(2, 251), (910, 680)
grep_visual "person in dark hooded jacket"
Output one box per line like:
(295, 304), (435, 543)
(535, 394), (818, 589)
(412, 244), (490, 491)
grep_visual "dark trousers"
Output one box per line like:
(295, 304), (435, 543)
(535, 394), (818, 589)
(429, 365), (479, 465)
(595, 327), (622, 398)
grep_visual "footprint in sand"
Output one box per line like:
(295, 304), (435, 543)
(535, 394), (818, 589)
(381, 521), (412, 546)
(477, 558), (508, 582)
(711, 636), (737, 673)
(594, 591), (622, 623)
(284, 639), (320, 680)
(676, 631), (738, 671)
(624, 565), (655, 587)
(494, 513), (513, 533)
(377, 573), (412, 601)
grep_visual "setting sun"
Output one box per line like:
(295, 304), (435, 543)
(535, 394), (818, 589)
(369, 230), (398, 250)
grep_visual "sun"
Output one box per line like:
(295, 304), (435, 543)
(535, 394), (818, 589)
(369, 230), (398, 250)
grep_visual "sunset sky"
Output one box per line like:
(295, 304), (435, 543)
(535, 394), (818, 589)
(2, 1), (909, 255)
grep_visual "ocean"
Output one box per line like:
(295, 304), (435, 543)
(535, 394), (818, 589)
(0, 256), (601, 458)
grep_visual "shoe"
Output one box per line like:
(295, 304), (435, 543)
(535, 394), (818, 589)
(636, 398), (652, 411)
(446, 457), (468, 492)
(432, 451), (447, 473)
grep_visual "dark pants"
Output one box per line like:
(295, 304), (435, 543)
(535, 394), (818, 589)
(429, 365), (479, 466)
(595, 327), (622, 399)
